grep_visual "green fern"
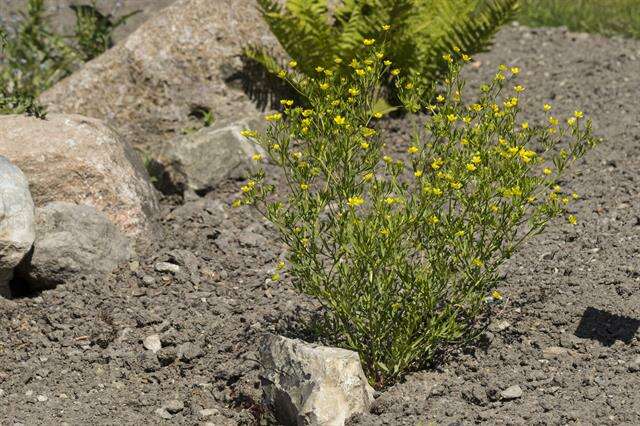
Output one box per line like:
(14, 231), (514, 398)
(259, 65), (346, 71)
(247, 0), (519, 99)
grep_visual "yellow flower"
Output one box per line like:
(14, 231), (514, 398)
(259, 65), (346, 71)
(491, 290), (502, 300)
(360, 142), (369, 149)
(383, 60), (392, 66)
(462, 54), (472, 62)
(429, 215), (439, 225)
(240, 130), (257, 138)
(499, 64), (508, 71)
(334, 57), (343, 64)
(334, 115), (346, 125)
(521, 122), (529, 129)
(567, 117), (576, 126)
(232, 199), (242, 208)
(363, 172), (374, 182)
(572, 192), (579, 199)
(451, 181), (462, 190)
(390, 68), (400, 76)
(447, 114), (458, 123)
(380, 227), (390, 236)
(466, 163), (477, 172)
(265, 113), (282, 122)
(431, 158), (444, 170)
(375, 52), (384, 59)
(472, 155), (481, 164)
(288, 60), (297, 68)
(568, 215), (577, 225)
(432, 187), (443, 196)
(455, 230), (465, 237)
(373, 112), (383, 119)
(408, 146), (419, 154)
(362, 127), (376, 137)
(271, 272), (280, 282)
(271, 143), (280, 151)
(241, 180), (255, 193)
(280, 99), (294, 107)
(495, 72), (506, 81)
(277, 70), (286, 79)
(383, 155), (393, 163)
(574, 110), (584, 118)
(405, 82), (414, 89)
(453, 46), (461, 53)
(549, 116), (559, 126)
(543, 103), (552, 112)
(363, 38), (375, 46)
(436, 95), (445, 103)
(319, 82), (330, 90)
(347, 196), (364, 207)
(414, 170), (423, 178)
(331, 100), (340, 106)
(473, 258), (484, 267)
(252, 154), (262, 162)
(442, 54), (453, 63)
(324, 69), (333, 77)
(461, 138), (469, 146)
(299, 183), (309, 191)
(385, 197), (401, 205)
(514, 85), (524, 93)
(510, 66), (520, 75)
(315, 66), (324, 72)
(355, 69), (366, 76)
(382, 24), (391, 31)
(348, 87), (360, 96)
(490, 204), (499, 213)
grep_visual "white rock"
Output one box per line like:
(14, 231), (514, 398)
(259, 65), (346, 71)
(154, 262), (180, 274)
(501, 385), (523, 400)
(0, 156), (35, 297)
(143, 334), (162, 353)
(260, 335), (375, 426)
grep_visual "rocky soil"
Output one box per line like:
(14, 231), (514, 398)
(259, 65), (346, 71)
(1, 23), (640, 425)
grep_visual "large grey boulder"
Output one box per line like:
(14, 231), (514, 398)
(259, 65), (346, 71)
(260, 335), (375, 426)
(0, 156), (35, 297)
(0, 114), (159, 236)
(18, 202), (133, 290)
(40, 0), (284, 154)
(160, 117), (265, 193)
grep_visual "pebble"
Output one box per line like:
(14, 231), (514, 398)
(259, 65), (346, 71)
(141, 275), (155, 286)
(500, 385), (523, 400)
(155, 407), (173, 420)
(143, 334), (162, 353)
(542, 346), (573, 359)
(628, 356), (640, 372)
(177, 342), (204, 362)
(489, 320), (511, 332)
(36, 395), (48, 402)
(199, 408), (220, 418)
(164, 399), (185, 414)
(154, 262), (180, 274)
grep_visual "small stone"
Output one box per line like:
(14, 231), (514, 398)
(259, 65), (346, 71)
(489, 320), (511, 333)
(155, 262), (180, 274)
(542, 346), (573, 359)
(177, 342), (204, 362)
(164, 399), (185, 414)
(129, 261), (140, 272)
(199, 408), (220, 418)
(143, 334), (162, 353)
(36, 395), (48, 402)
(155, 407), (173, 420)
(141, 275), (155, 286)
(157, 347), (178, 366)
(500, 385), (523, 400)
(628, 356), (640, 372)
(132, 287), (146, 297)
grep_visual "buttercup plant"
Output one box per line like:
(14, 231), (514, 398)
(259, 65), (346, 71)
(236, 38), (598, 386)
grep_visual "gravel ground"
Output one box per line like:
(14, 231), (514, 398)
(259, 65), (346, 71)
(1, 23), (640, 425)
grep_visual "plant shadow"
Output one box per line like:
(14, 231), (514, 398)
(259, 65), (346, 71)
(574, 306), (640, 346)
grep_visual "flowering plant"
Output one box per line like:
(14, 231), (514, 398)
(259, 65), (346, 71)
(236, 39), (598, 385)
